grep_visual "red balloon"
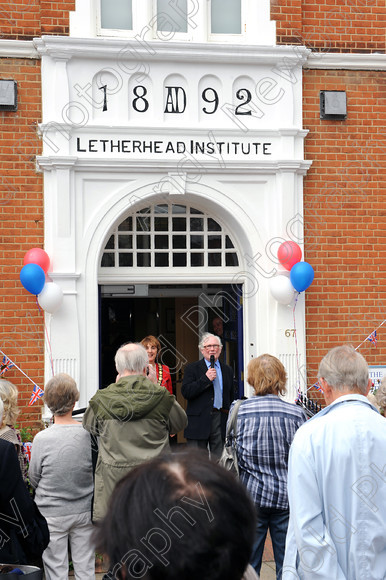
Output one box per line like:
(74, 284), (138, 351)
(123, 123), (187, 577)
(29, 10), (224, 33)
(23, 248), (50, 273)
(277, 241), (302, 271)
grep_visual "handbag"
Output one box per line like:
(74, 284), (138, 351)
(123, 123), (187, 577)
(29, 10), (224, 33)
(219, 399), (242, 476)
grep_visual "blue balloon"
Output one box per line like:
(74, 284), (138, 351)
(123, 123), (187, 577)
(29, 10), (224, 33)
(290, 261), (314, 293)
(20, 263), (46, 295)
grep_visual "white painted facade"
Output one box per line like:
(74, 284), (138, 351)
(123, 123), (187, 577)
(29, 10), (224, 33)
(35, 1), (312, 407)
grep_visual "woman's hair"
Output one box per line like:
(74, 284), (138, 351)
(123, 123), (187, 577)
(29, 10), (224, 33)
(317, 344), (369, 394)
(0, 398), (4, 426)
(43, 373), (79, 416)
(94, 450), (256, 580)
(141, 335), (161, 355)
(374, 376), (386, 415)
(0, 379), (20, 426)
(247, 354), (287, 396)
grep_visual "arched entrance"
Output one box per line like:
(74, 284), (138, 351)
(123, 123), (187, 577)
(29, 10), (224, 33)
(98, 201), (244, 399)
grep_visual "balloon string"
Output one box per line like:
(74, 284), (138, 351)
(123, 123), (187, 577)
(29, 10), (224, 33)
(36, 297), (55, 377)
(292, 292), (301, 396)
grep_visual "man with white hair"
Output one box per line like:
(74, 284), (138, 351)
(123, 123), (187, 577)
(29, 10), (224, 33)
(283, 344), (386, 579)
(83, 343), (187, 521)
(181, 333), (234, 457)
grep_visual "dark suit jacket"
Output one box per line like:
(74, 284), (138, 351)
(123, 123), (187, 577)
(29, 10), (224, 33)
(181, 358), (234, 440)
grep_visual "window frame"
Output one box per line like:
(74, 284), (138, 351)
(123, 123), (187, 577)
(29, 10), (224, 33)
(208, 0), (246, 43)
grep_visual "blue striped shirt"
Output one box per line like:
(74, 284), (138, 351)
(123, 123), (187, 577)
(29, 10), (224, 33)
(229, 395), (306, 510)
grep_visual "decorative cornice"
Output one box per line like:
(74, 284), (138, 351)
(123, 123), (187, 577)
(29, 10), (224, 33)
(36, 155), (312, 174)
(307, 52), (386, 71)
(34, 36), (311, 65)
(0, 39), (38, 59)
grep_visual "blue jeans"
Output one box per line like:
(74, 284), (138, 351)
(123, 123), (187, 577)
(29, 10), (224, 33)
(250, 507), (289, 580)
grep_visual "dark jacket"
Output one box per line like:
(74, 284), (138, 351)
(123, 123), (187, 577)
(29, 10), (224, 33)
(0, 439), (49, 565)
(181, 358), (234, 440)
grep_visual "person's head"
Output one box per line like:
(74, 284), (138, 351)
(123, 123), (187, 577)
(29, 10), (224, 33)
(317, 344), (371, 405)
(374, 376), (386, 416)
(212, 316), (223, 337)
(247, 354), (287, 396)
(0, 398), (4, 426)
(115, 343), (149, 377)
(44, 373), (79, 416)
(199, 333), (223, 363)
(140, 335), (161, 365)
(95, 450), (256, 580)
(0, 379), (20, 426)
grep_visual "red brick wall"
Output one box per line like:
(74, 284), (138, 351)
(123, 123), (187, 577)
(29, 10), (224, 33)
(303, 68), (386, 395)
(0, 0), (75, 40)
(0, 57), (45, 427)
(272, 0), (386, 53)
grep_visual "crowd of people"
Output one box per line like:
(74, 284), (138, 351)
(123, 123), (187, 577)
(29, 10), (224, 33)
(0, 338), (385, 580)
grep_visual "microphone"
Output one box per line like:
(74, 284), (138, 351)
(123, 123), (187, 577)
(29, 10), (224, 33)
(210, 355), (215, 368)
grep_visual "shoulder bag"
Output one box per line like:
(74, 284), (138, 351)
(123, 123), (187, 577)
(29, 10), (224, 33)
(218, 399), (243, 476)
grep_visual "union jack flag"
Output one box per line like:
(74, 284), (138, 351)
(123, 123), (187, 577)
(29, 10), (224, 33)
(28, 384), (44, 406)
(366, 330), (377, 347)
(0, 355), (14, 375)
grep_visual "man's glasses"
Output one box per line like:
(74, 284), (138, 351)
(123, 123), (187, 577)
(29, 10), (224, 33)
(203, 344), (220, 350)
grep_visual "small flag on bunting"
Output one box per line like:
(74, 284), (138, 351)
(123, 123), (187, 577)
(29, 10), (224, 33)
(0, 355), (14, 375)
(28, 384), (44, 406)
(366, 330), (377, 347)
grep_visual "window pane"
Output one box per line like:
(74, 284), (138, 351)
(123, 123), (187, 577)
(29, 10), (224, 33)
(172, 204), (186, 214)
(118, 217), (132, 231)
(208, 253), (221, 266)
(118, 235), (132, 249)
(190, 218), (204, 232)
(225, 235), (235, 249)
(226, 253), (239, 266)
(191, 254), (204, 267)
(101, 0), (132, 30)
(172, 217), (186, 231)
(137, 235), (150, 249)
(211, 0), (241, 34)
(137, 253), (151, 267)
(154, 217), (168, 231)
(105, 235), (114, 249)
(208, 235), (221, 249)
(154, 204), (168, 214)
(157, 0), (187, 33)
(173, 235), (186, 249)
(190, 235), (204, 249)
(191, 207), (203, 214)
(119, 253), (133, 267)
(173, 253), (187, 267)
(155, 235), (169, 249)
(101, 253), (115, 267)
(208, 218), (221, 232)
(136, 216), (150, 232)
(155, 254), (169, 267)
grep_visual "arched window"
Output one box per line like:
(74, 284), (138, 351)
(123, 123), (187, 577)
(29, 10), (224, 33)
(101, 203), (239, 269)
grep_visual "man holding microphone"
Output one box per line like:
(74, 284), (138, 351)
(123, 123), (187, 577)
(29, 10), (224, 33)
(181, 333), (234, 458)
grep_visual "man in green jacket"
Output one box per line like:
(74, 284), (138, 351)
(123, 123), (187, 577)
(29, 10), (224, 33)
(83, 343), (187, 521)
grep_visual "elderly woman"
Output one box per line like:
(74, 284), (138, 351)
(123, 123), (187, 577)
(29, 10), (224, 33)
(371, 376), (386, 416)
(29, 374), (95, 580)
(0, 379), (28, 482)
(141, 334), (173, 394)
(227, 354), (306, 580)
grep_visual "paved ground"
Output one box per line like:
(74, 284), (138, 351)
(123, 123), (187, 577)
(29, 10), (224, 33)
(95, 562), (277, 579)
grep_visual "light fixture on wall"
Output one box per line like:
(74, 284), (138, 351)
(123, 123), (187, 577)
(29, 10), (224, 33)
(320, 90), (347, 120)
(0, 80), (17, 111)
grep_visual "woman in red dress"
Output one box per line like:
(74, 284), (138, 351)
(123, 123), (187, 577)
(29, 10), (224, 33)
(140, 335), (173, 395)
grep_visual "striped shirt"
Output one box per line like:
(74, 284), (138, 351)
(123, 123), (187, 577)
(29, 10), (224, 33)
(229, 395), (306, 510)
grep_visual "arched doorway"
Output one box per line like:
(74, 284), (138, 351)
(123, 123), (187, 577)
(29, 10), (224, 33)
(98, 201), (244, 399)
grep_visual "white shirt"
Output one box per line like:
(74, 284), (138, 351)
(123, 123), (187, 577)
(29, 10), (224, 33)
(283, 394), (386, 579)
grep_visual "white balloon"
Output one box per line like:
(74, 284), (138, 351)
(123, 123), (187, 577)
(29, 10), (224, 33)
(38, 282), (63, 314)
(269, 275), (296, 305)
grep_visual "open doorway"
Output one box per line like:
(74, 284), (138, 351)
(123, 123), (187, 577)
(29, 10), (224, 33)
(99, 283), (244, 397)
